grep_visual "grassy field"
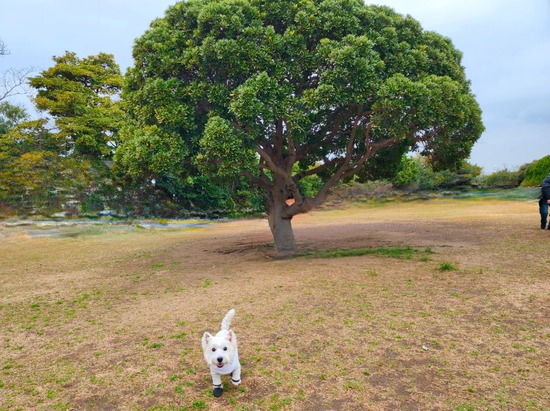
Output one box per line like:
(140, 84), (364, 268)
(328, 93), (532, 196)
(1, 199), (549, 410)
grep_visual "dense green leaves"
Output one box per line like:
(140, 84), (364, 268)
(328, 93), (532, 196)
(230, 72), (292, 128)
(30, 52), (123, 159)
(124, 0), (482, 168)
(0, 102), (28, 135)
(313, 35), (383, 104)
(522, 155), (550, 187)
(115, 125), (188, 177)
(196, 116), (257, 179)
(370, 73), (483, 170)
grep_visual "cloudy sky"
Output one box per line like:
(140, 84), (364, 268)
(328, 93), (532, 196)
(1, 0), (549, 173)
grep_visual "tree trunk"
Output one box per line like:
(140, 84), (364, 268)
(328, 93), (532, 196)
(266, 176), (297, 255)
(268, 199), (296, 255)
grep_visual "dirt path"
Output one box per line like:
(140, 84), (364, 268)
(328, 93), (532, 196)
(1, 199), (548, 410)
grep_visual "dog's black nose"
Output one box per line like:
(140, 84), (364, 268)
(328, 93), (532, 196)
(217, 357), (223, 363)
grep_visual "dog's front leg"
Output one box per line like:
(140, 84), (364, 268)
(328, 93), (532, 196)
(210, 371), (223, 397)
(231, 362), (241, 386)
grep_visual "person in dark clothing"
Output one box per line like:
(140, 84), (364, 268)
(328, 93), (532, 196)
(539, 173), (550, 229)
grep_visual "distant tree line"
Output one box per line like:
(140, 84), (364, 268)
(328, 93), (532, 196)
(388, 155), (543, 191)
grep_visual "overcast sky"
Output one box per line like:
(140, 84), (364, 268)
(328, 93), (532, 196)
(1, 0), (549, 173)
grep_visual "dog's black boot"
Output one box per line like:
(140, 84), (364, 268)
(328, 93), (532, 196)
(230, 372), (241, 386)
(213, 386), (223, 397)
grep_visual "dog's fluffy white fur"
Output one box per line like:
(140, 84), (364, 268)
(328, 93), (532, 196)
(201, 309), (241, 397)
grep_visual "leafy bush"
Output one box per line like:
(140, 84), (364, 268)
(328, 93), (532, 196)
(392, 156), (420, 189)
(393, 155), (481, 190)
(297, 174), (323, 198)
(521, 156), (550, 186)
(481, 167), (526, 188)
(416, 161), (438, 190)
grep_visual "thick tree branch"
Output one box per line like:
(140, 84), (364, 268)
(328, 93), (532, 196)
(298, 106), (350, 158)
(257, 144), (287, 178)
(294, 156), (338, 180)
(342, 106), (364, 165)
(241, 170), (271, 191)
(285, 121), (297, 174)
(287, 117), (402, 217)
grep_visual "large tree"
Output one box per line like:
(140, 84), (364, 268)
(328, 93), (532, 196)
(121, 0), (484, 254)
(29, 51), (124, 159)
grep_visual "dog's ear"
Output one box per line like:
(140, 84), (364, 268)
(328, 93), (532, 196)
(228, 330), (238, 347)
(202, 332), (212, 348)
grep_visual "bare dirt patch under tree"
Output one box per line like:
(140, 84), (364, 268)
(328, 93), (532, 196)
(1, 199), (548, 410)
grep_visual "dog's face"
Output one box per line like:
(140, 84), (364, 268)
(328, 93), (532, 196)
(201, 330), (237, 369)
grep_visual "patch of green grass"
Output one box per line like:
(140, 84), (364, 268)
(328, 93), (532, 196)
(300, 246), (422, 260)
(439, 262), (458, 271)
(147, 343), (164, 349)
(268, 394), (292, 410)
(343, 380), (365, 391)
(73, 295), (90, 305)
(169, 374), (181, 382)
(190, 400), (207, 409)
(366, 269), (378, 277)
(141, 337), (164, 349)
(3, 362), (15, 371)
(512, 343), (536, 353)
(53, 402), (73, 411)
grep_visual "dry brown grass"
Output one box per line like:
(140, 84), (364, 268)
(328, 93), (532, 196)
(1, 199), (549, 410)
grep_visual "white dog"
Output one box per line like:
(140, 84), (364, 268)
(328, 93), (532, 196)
(201, 308), (241, 397)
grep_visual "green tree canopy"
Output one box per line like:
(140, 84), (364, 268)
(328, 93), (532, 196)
(29, 52), (124, 159)
(120, 0), (484, 253)
(0, 101), (28, 135)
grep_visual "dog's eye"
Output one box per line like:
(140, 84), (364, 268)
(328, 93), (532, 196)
(212, 348), (216, 352)
(223, 347), (228, 351)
